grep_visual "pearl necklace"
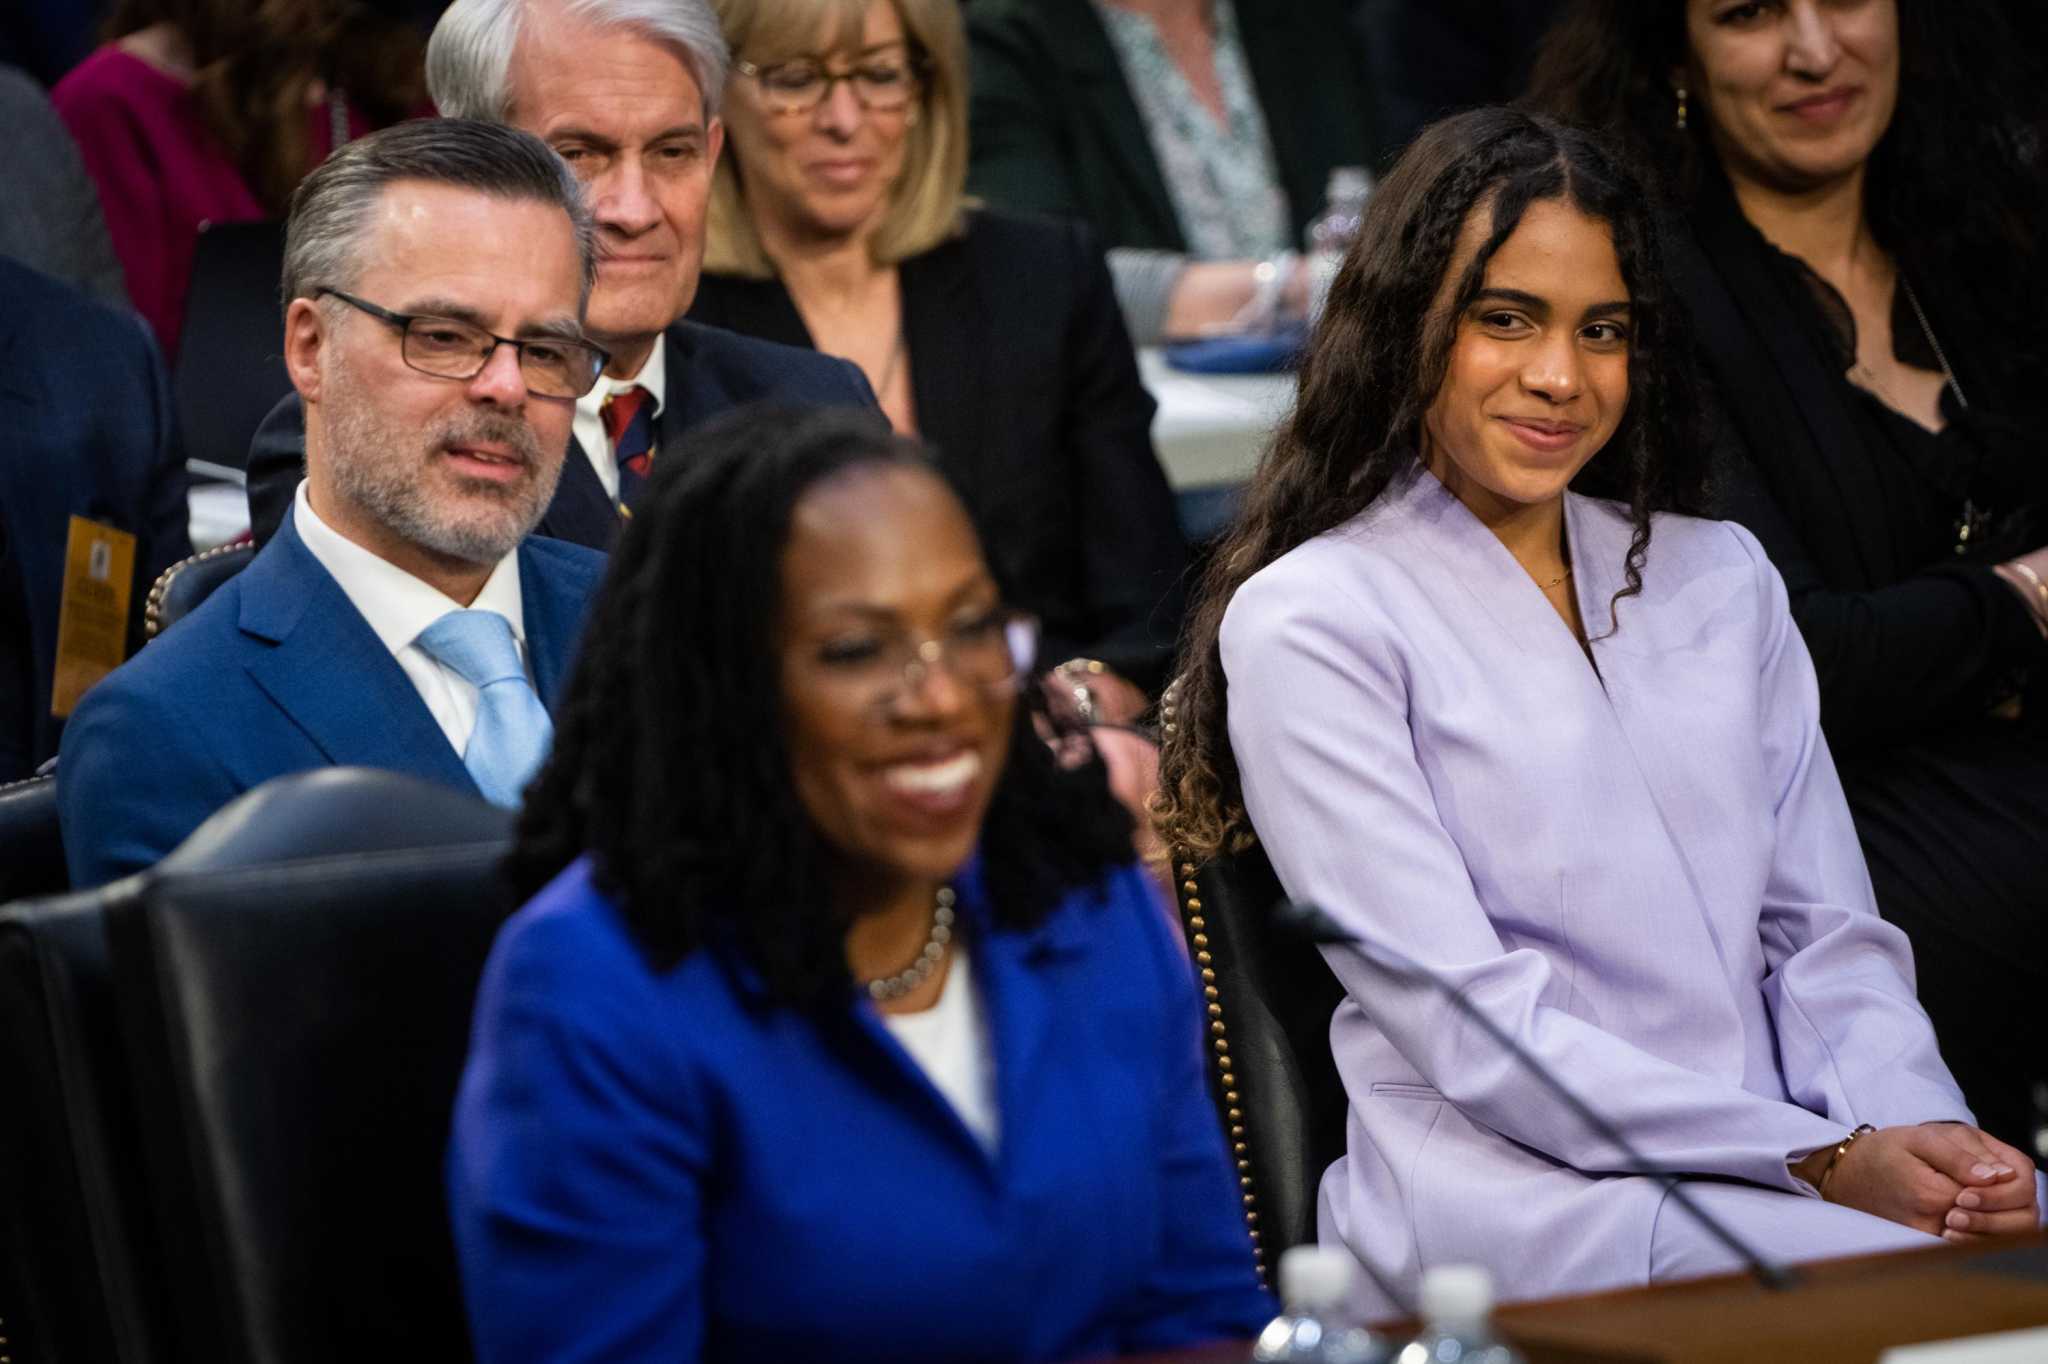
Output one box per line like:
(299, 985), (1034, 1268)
(863, 886), (956, 1002)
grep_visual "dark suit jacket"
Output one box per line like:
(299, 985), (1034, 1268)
(1353, 0), (1567, 164)
(966, 0), (1378, 253)
(55, 511), (603, 887)
(689, 211), (1189, 689)
(244, 318), (874, 551)
(0, 257), (190, 781)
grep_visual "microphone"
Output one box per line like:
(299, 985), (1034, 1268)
(1273, 898), (1800, 1293)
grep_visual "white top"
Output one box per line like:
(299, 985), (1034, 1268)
(292, 480), (529, 756)
(879, 947), (1000, 1154)
(570, 333), (669, 502)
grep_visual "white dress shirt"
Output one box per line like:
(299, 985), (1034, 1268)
(292, 481), (530, 757)
(571, 334), (668, 501)
(880, 947), (1000, 1153)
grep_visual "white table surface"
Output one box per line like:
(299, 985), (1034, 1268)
(189, 479), (249, 552)
(1139, 347), (1296, 492)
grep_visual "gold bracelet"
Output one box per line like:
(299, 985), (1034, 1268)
(2008, 561), (2048, 616)
(1817, 1123), (1876, 1198)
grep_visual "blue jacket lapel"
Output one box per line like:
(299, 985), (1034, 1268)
(967, 890), (1092, 1177)
(517, 542), (591, 710)
(235, 514), (477, 793)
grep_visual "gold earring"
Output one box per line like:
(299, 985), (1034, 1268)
(1675, 85), (1690, 132)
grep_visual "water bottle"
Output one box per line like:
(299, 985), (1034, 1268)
(1253, 1244), (1387, 1363)
(1394, 1265), (1526, 1364)
(1303, 166), (1374, 324)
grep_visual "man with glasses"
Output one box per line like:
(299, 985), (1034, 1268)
(59, 119), (610, 887)
(244, 0), (875, 550)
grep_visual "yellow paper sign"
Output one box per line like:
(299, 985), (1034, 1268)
(50, 516), (137, 717)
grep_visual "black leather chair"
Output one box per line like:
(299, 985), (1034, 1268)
(172, 221), (290, 474)
(144, 540), (254, 640)
(0, 773), (65, 903)
(0, 879), (174, 1364)
(107, 767), (515, 1363)
(1168, 835), (1350, 1284)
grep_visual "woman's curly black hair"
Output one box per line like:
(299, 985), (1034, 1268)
(1155, 107), (1710, 864)
(507, 403), (1133, 1003)
(1525, 0), (2048, 391)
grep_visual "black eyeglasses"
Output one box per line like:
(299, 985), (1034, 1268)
(734, 44), (927, 116)
(315, 288), (610, 400)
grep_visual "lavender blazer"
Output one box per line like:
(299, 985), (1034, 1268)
(1221, 468), (1974, 1314)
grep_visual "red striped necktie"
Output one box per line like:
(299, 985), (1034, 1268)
(599, 385), (655, 512)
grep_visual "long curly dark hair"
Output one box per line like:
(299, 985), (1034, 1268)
(1524, 0), (2046, 387)
(1154, 107), (1709, 864)
(507, 403), (1132, 1003)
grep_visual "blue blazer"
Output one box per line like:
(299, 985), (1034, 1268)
(448, 857), (1275, 1363)
(243, 319), (876, 551)
(0, 257), (190, 780)
(56, 510), (603, 886)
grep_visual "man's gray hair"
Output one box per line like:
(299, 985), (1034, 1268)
(427, 0), (730, 122)
(281, 118), (598, 313)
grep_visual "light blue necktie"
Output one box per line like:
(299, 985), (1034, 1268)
(415, 609), (553, 808)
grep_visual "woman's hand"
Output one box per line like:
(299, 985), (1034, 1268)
(1926, 1125), (2039, 1243)
(1817, 1124), (2037, 1239)
(1991, 546), (2048, 637)
(1044, 660), (1149, 728)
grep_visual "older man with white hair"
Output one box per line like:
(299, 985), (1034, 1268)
(246, 0), (873, 549)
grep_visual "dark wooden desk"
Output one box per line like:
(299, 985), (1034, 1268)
(1119, 1237), (2048, 1364)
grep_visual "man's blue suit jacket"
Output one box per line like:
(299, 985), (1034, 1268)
(242, 319), (876, 550)
(56, 509), (604, 887)
(0, 257), (191, 780)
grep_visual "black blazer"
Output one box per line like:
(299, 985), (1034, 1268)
(688, 211), (1189, 690)
(965, 0), (1378, 253)
(0, 257), (191, 780)
(244, 318), (874, 551)
(1676, 179), (2047, 751)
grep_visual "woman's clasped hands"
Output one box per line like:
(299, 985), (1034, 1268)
(1799, 1123), (2039, 1243)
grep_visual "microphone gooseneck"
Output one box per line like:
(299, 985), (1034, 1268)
(1275, 899), (1800, 1293)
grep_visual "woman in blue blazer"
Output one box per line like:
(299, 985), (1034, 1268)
(447, 404), (1272, 1362)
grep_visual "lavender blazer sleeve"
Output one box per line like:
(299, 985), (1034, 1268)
(1220, 469), (1971, 1313)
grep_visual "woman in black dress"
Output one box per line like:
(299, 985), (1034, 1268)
(1529, 0), (2048, 1146)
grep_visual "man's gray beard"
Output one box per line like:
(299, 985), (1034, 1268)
(323, 391), (563, 567)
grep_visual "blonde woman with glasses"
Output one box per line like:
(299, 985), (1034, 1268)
(686, 0), (1190, 714)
